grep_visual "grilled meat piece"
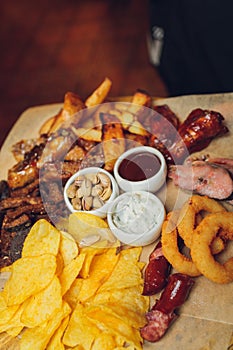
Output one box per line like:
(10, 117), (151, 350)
(6, 203), (46, 220)
(0, 181), (10, 200)
(11, 135), (47, 162)
(8, 143), (45, 189)
(9, 228), (30, 262)
(39, 160), (81, 183)
(2, 213), (31, 232)
(0, 196), (43, 211)
(168, 109), (229, 164)
(0, 227), (30, 267)
(153, 104), (180, 130)
(38, 128), (76, 167)
(10, 179), (39, 197)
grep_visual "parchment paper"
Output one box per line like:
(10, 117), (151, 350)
(0, 93), (233, 350)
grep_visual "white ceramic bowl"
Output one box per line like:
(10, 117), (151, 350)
(64, 167), (119, 218)
(107, 191), (166, 246)
(113, 146), (167, 193)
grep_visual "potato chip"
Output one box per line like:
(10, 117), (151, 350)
(79, 246), (107, 278)
(63, 303), (100, 349)
(20, 301), (71, 350)
(0, 265), (12, 273)
(91, 333), (117, 350)
(63, 278), (83, 309)
(90, 290), (148, 328)
(6, 325), (24, 337)
(22, 219), (60, 257)
(60, 231), (79, 266)
(78, 247), (119, 302)
(59, 253), (86, 296)
(3, 254), (57, 306)
(91, 287), (149, 316)
(0, 216), (148, 350)
(0, 292), (19, 325)
(98, 248), (143, 292)
(114, 344), (139, 350)
(68, 212), (115, 245)
(97, 302), (146, 328)
(21, 275), (62, 327)
(86, 306), (142, 349)
(46, 315), (69, 350)
(56, 252), (64, 276)
(0, 301), (27, 334)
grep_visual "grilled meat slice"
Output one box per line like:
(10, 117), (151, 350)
(168, 109), (229, 164)
(2, 213), (31, 232)
(11, 135), (47, 162)
(10, 179), (39, 197)
(8, 143), (45, 189)
(0, 227), (30, 267)
(0, 196), (43, 211)
(0, 181), (10, 200)
(6, 203), (46, 220)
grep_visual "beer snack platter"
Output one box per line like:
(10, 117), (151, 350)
(0, 91), (233, 349)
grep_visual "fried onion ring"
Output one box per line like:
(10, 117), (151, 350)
(191, 212), (233, 284)
(161, 212), (201, 277)
(177, 195), (226, 254)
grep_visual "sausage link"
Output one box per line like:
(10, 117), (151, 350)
(141, 273), (194, 342)
(143, 241), (171, 295)
(154, 273), (194, 314)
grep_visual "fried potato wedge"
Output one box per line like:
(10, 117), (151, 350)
(131, 90), (152, 107)
(100, 113), (125, 171)
(49, 92), (85, 133)
(85, 77), (112, 108)
(39, 92), (85, 135)
(39, 115), (57, 135)
(128, 120), (149, 136)
(71, 126), (102, 142)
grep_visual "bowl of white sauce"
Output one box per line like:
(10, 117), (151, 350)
(107, 191), (166, 246)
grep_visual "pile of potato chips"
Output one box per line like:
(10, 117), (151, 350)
(0, 218), (149, 350)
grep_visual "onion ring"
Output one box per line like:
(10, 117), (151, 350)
(191, 212), (233, 284)
(177, 195), (226, 254)
(161, 212), (201, 277)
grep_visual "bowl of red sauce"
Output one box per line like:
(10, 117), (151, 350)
(113, 146), (167, 193)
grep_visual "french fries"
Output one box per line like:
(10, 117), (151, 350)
(71, 127), (102, 142)
(100, 113), (125, 172)
(37, 78), (152, 171)
(85, 77), (112, 107)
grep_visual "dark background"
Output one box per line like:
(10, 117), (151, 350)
(0, 0), (168, 147)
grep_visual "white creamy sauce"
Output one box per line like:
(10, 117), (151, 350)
(112, 192), (159, 234)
